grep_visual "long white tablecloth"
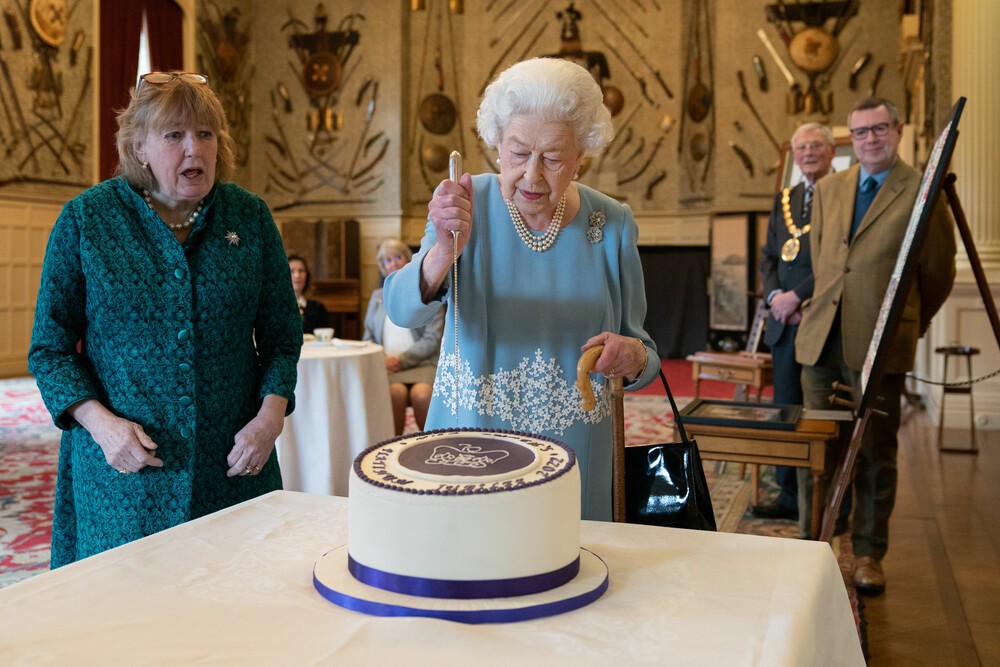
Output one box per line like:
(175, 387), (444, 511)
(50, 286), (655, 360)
(0, 491), (864, 665)
(276, 341), (395, 495)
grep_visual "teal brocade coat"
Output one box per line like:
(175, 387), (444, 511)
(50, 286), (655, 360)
(28, 178), (301, 567)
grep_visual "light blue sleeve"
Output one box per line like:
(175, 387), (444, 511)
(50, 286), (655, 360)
(384, 218), (452, 329)
(617, 205), (659, 391)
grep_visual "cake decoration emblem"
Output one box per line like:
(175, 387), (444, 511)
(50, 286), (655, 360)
(426, 443), (510, 469)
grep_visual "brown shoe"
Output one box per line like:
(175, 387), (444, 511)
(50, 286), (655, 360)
(853, 556), (886, 595)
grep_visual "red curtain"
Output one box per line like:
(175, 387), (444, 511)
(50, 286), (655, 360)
(98, 1), (183, 182)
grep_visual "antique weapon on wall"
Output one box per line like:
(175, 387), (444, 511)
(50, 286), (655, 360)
(618, 132), (665, 186)
(351, 137), (388, 182)
(736, 70), (781, 153)
(619, 136), (646, 168)
(603, 7), (673, 100)
(685, 0), (711, 122)
(445, 5), (467, 156)
(277, 82), (293, 112)
(598, 35), (655, 108)
(763, 1), (860, 115)
(479, 2), (548, 95)
(0, 33), (38, 168)
(68, 29), (84, 66)
(409, 0), (434, 154)
(729, 141), (754, 177)
(3, 8), (20, 49)
(610, 126), (633, 158)
(588, 0), (669, 98)
(868, 63), (884, 97)
(756, 28), (802, 114)
(847, 51), (871, 90)
(644, 169), (666, 200)
(418, 50), (457, 136)
(347, 79), (378, 179)
(752, 55), (768, 92)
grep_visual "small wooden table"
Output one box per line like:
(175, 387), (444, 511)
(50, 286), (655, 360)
(685, 417), (839, 539)
(686, 351), (774, 402)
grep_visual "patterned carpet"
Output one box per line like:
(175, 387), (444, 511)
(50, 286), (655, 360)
(0, 377), (59, 588)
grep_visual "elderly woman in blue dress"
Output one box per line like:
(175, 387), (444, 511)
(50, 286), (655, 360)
(364, 238), (445, 435)
(28, 72), (301, 566)
(384, 58), (658, 520)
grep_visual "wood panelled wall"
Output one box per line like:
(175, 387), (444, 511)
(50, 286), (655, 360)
(0, 197), (62, 376)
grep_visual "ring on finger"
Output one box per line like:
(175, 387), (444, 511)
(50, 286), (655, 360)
(118, 467), (128, 474)
(243, 465), (253, 475)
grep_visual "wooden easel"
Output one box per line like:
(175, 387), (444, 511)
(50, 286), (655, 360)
(820, 171), (1000, 542)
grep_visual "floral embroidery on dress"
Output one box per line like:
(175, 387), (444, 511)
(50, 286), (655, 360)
(433, 348), (610, 434)
(587, 211), (606, 244)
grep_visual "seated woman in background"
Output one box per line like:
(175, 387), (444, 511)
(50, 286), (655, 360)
(288, 254), (330, 334)
(364, 239), (445, 435)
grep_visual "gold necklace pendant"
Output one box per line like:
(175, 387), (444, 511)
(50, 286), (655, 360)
(781, 237), (801, 262)
(780, 186), (809, 263)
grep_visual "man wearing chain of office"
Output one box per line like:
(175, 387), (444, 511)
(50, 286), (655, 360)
(754, 122), (835, 521)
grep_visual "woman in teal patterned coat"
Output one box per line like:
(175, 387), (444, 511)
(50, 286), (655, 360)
(28, 72), (301, 567)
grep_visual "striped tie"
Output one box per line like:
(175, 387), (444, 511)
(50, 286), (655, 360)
(802, 185), (815, 224)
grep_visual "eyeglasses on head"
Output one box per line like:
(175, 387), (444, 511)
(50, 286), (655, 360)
(138, 72), (209, 89)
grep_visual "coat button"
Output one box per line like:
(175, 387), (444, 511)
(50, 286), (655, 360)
(178, 362), (191, 372)
(174, 268), (187, 280)
(179, 396), (192, 406)
(178, 329), (190, 341)
(180, 426), (193, 438)
(844, 267), (851, 273)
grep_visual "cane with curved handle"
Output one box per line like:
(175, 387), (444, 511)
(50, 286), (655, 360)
(577, 345), (627, 522)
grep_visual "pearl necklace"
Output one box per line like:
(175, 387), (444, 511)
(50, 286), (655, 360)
(505, 194), (567, 252)
(143, 189), (204, 231)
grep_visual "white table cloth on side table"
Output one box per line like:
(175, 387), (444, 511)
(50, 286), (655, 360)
(0, 491), (865, 666)
(276, 341), (394, 495)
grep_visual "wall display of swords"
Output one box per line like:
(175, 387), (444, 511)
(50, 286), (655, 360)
(410, 0), (466, 199)
(196, 1), (253, 169)
(453, 0), (680, 211)
(0, 0), (92, 189)
(714, 0), (903, 207)
(256, 3), (390, 210)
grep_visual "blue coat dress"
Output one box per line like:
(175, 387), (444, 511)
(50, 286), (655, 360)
(28, 178), (301, 566)
(384, 174), (658, 520)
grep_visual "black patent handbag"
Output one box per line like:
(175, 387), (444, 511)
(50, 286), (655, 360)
(623, 370), (717, 531)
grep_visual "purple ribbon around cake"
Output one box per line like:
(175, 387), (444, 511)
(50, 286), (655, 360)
(348, 554), (581, 599)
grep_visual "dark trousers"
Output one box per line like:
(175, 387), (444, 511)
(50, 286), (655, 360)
(770, 325), (801, 510)
(798, 325), (902, 557)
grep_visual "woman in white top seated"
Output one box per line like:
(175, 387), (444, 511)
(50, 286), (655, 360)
(364, 239), (445, 434)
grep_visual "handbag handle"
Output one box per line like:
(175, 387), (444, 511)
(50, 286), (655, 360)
(658, 369), (691, 443)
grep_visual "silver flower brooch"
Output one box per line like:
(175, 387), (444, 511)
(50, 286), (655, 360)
(587, 211), (606, 244)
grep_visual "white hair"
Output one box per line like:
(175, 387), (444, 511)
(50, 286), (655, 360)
(792, 122), (835, 147)
(476, 58), (614, 157)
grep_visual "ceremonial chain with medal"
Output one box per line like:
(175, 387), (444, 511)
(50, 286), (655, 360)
(780, 187), (810, 262)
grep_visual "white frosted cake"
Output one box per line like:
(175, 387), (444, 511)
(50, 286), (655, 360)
(313, 428), (608, 622)
(348, 429), (580, 595)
